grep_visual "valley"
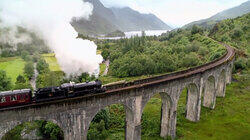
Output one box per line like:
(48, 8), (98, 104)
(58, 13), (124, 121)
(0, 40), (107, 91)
(0, 0), (249, 140)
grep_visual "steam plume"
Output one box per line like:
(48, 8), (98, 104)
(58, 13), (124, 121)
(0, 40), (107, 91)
(0, 0), (103, 75)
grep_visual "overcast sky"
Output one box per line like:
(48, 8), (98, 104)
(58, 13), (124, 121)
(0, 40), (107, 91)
(100, 0), (248, 27)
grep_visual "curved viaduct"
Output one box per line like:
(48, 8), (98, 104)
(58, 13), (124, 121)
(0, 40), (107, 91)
(0, 44), (235, 140)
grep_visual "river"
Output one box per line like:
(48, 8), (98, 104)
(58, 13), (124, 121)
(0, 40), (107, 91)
(97, 30), (170, 40)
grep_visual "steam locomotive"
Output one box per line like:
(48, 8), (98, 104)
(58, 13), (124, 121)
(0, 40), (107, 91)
(0, 80), (105, 108)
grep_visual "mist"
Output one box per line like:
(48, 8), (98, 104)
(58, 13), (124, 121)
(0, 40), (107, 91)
(0, 0), (103, 75)
(0, 27), (32, 48)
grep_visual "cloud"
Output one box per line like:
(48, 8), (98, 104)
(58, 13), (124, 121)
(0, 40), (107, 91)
(0, 0), (103, 76)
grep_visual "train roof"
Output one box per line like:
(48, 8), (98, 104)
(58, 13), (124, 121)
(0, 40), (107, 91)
(0, 89), (31, 96)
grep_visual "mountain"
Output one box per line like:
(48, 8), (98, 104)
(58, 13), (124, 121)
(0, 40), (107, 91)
(71, 0), (171, 35)
(110, 7), (171, 32)
(71, 0), (118, 35)
(183, 0), (250, 28)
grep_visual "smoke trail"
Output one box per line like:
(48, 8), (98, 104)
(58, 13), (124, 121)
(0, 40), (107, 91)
(0, 0), (103, 75)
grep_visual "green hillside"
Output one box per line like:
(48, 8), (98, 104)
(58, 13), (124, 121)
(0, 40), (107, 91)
(184, 1), (250, 29)
(210, 13), (250, 56)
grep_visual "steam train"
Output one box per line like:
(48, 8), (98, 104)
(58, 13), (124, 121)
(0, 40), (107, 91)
(0, 80), (105, 108)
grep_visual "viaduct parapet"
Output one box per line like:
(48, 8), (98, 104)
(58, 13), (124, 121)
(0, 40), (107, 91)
(0, 44), (235, 140)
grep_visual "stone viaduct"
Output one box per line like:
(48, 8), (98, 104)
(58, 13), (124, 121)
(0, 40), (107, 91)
(0, 44), (235, 140)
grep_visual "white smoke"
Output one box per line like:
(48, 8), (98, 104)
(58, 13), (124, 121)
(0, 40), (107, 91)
(0, 0), (103, 75)
(0, 27), (32, 48)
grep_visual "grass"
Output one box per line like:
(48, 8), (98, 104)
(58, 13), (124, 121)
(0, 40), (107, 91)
(97, 50), (102, 55)
(0, 57), (26, 84)
(100, 63), (106, 76)
(42, 53), (61, 72)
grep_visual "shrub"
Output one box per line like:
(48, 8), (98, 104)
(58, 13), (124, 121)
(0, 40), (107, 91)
(24, 61), (34, 79)
(234, 57), (247, 71)
(0, 70), (12, 91)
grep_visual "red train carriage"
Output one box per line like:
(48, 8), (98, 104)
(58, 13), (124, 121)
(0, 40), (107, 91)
(0, 89), (32, 108)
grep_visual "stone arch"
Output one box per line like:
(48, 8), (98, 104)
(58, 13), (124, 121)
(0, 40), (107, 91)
(0, 121), (22, 139)
(1, 118), (64, 140)
(178, 83), (200, 122)
(203, 75), (216, 109)
(217, 69), (226, 97)
(140, 91), (173, 139)
(86, 103), (130, 140)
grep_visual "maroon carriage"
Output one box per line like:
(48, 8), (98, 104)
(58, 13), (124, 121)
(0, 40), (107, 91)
(0, 89), (32, 108)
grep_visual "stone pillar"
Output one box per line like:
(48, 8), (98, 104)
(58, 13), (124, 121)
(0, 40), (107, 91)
(203, 76), (216, 109)
(226, 62), (234, 84)
(186, 84), (200, 122)
(125, 96), (142, 140)
(60, 109), (86, 140)
(217, 71), (226, 97)
(196, 77), (204, 121)
(160, 86), (179, 139)
(160, 93), (172, 138)
(168, 100), (178, 139)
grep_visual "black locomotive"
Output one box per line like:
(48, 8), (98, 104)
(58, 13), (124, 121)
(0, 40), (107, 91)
(0, 80), (105, 108)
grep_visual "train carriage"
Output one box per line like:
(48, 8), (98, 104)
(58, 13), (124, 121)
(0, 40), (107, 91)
(0, 89), (32, 108)
(0, 80), (105, 108)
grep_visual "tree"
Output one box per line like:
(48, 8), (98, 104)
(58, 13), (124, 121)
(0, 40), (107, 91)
(14, 75), (29, 89)
(42, 121), (63, 140)
(24, 62), (34, 79)
(181, 53), (200, 68)
(0, 70), (12, 91)
(232, 28), (243, 39)
(16, 75), (26, 83)
(191, 25), (203, 35)
(37, 59), (49, 74)
(36, 72), (61, 88)
(101, 49), (109, 60)
(21, 50), (29, 61)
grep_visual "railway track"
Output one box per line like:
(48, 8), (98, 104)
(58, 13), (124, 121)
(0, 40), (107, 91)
(0, 43), (235, 112)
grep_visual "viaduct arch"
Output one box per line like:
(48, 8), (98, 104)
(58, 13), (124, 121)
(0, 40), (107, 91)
(0, 44), (235, 140)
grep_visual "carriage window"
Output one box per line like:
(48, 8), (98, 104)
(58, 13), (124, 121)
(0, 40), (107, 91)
(20, 94), (24, 100)
(1, 97), (6, 103)
(11, 96), (17, 101)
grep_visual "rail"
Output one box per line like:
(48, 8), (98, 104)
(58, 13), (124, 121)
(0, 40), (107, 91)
(0, 43), (235, 111)
(105, 43), (235, 93)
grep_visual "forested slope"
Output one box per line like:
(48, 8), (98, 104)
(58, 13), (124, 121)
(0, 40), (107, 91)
(100, 28), (226, 78)
(209, 13), (250, 72)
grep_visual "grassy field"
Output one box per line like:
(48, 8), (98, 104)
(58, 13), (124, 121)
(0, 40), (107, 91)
(42, 53), (61, 72)
(0, 57), (26, 84)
